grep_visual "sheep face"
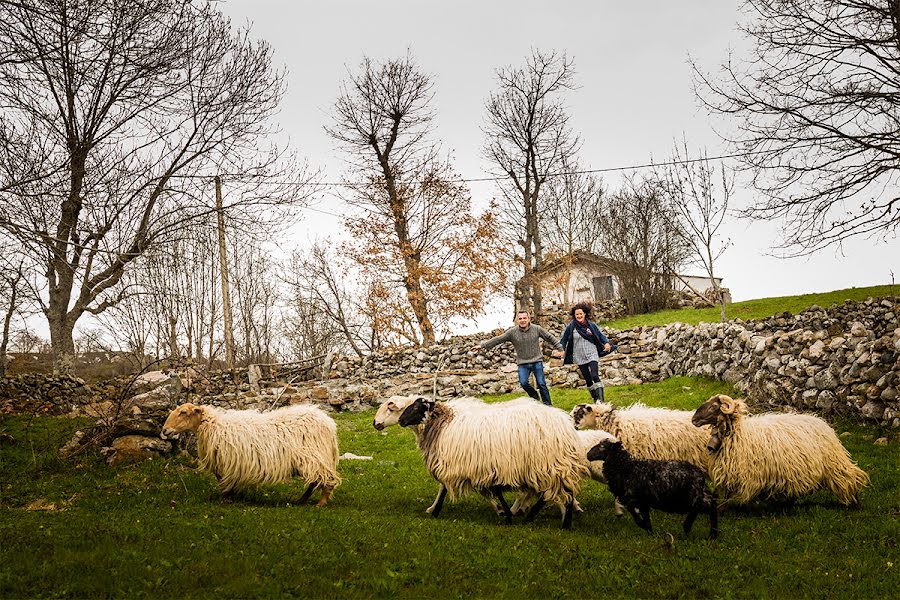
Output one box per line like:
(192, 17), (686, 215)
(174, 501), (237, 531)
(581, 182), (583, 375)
(586, 438), (623, 462)
(373, 396), (417, 431)
(692, 394), (731, 427)
(162, 403), (203, 438)
(398, 398), (436, 427)
(571, 404), (598, 429)
(693, 394), (743, 453)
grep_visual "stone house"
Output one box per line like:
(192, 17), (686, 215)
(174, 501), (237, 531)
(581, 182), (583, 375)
(533, 250), (729, 308)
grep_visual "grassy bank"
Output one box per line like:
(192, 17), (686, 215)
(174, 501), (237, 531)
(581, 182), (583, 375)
(606, 284), (898, 329)
(2, 377), (897, 598)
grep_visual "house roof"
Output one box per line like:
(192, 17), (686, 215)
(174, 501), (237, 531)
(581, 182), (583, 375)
(534, 250), (723, 283)
(534, 250), (630, 276)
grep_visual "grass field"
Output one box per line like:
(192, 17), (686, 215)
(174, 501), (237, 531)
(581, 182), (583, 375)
(605, 284), (899, 329)
(2, 377), (898, 599)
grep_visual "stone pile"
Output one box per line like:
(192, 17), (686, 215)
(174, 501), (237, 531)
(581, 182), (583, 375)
(652, 297), (900, 426)
(0, 373), (97, 415)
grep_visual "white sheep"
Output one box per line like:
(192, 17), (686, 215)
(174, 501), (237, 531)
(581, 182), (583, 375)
(692, 394), (870, 505)
(161, 402), (341, 505)
(373, 396), (619, 517)
(373, 395), (549, 516)
(571, 401), (711, 474)
(398, 397), (590, 528)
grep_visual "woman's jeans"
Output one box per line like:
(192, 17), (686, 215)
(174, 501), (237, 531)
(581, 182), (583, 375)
(518, 361), (552, 406)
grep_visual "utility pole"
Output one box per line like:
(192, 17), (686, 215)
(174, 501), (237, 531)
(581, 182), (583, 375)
(215, 176), (235, 370)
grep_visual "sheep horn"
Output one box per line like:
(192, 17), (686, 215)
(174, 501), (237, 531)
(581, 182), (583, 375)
(718, 395), (736, 415)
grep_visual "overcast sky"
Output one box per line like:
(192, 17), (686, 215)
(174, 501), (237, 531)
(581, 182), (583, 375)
(216, 0), (900, 331)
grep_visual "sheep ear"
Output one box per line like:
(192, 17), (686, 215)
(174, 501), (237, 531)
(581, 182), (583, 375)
(191, 406), (202, 415)
(386, 401), (397, 410)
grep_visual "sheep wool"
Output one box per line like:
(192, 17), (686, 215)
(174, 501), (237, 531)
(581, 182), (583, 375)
(693, 395), (869, 505)
(572, 402), (711, 474)
(410, 400), (590, 507)
(162, 403), (341, 502)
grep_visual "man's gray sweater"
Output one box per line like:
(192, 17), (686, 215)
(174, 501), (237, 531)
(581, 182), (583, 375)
(480, 325), (563, 365)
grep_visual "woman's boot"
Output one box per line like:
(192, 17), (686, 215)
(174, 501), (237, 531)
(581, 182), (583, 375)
(588, 382), (605, 403)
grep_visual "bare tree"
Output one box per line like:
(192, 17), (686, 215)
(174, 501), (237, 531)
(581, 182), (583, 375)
(693, 0), (900, 255)
(483, 49), (581, 317)
(658, 141), (733, 321)
(599, 175), (690, 315)
(286, 241), (368, 358)
(0, 0), (314, 374)
(0, 256), (25, 377)
(540, 159), (606, 259)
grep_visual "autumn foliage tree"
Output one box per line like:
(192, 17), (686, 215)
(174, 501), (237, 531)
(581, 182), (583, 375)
(341, 160), (508, 345)
(328, 55), (507, 345)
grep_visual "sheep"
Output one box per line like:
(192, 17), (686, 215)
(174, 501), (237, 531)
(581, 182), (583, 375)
(161, 402), (340, 506)
(398, 397), (590, 528)
(571, 401), (711, 473)
(373, 395), (563, 516)
(691, 394), (870, 506)
(587, 438), (719, 539)
(374, 395), (494, 514)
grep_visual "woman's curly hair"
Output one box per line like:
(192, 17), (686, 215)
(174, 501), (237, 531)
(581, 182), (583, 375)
(569, 301), (593, 320)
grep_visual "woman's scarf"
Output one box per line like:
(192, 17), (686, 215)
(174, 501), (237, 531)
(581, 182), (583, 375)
(574, 319), (594, 341)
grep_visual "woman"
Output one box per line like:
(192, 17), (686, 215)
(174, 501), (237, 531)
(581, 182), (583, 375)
(559, 301), (616, 403)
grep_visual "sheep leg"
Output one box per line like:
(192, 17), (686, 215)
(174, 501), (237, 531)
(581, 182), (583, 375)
(524, 497), (547, 522)
(707, 505), (719, 540)
(429, 485), (448, 518)
(626, 505), (644, 529)
(490, 486), (513, 524)
(562, 500), (574, 529)
(315, 485), (334, 507)
(298, 482), (317, 505)
(641, 506), (653, 533)
(509, 490), (535, 516)
(627, 505), (652, 533)
(683, 510), (698, 536)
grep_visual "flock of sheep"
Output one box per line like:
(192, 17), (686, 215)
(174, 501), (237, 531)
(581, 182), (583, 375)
(160, 390), (870, 540)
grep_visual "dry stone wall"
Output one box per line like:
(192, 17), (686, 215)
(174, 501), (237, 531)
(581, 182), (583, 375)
(318, 297), (900, 426)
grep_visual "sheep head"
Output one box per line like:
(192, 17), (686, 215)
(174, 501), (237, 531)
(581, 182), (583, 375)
(571, 403), (610, 429)
(161, 403), (204, 438)
(692, 394), (731, 427)
(693, 394), (747, 452)
(586, 438), (624, 462)
(373, 395), (417, 431)
(398, 397), (436, 427)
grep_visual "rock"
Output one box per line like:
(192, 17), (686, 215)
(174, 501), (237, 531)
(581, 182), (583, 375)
(874, 437), (888, 446)
(861, 401), (886, 420)
(103, 435), (172, 466)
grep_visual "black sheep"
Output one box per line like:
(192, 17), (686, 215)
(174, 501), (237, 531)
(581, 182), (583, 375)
(587, 439), (719, 539)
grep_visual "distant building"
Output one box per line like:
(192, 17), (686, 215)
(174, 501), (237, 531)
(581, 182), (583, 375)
(530, 250), (729, 307)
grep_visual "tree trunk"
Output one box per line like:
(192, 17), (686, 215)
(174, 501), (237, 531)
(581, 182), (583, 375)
(47, 308), (76, 376)
(215, 176), (236, 369)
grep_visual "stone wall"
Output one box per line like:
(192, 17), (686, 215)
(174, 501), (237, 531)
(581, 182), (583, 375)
(652, 297), (899, 425)
(318, 296), (900, 426)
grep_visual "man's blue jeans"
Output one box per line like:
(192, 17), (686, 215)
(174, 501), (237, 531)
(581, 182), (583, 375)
(518, 361), (552, 406)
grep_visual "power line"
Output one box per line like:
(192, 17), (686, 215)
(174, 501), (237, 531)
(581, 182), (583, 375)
(202, 143), (814, 188)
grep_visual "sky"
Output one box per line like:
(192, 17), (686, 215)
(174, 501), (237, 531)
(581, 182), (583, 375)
(213, 0), (900, 332)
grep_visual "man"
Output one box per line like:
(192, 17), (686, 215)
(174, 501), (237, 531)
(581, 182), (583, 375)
(471, 311), (563, 406)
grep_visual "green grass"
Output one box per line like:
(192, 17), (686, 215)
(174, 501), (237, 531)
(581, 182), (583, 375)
(605, 284), (899, 329)
(2, 377), (898, 598)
